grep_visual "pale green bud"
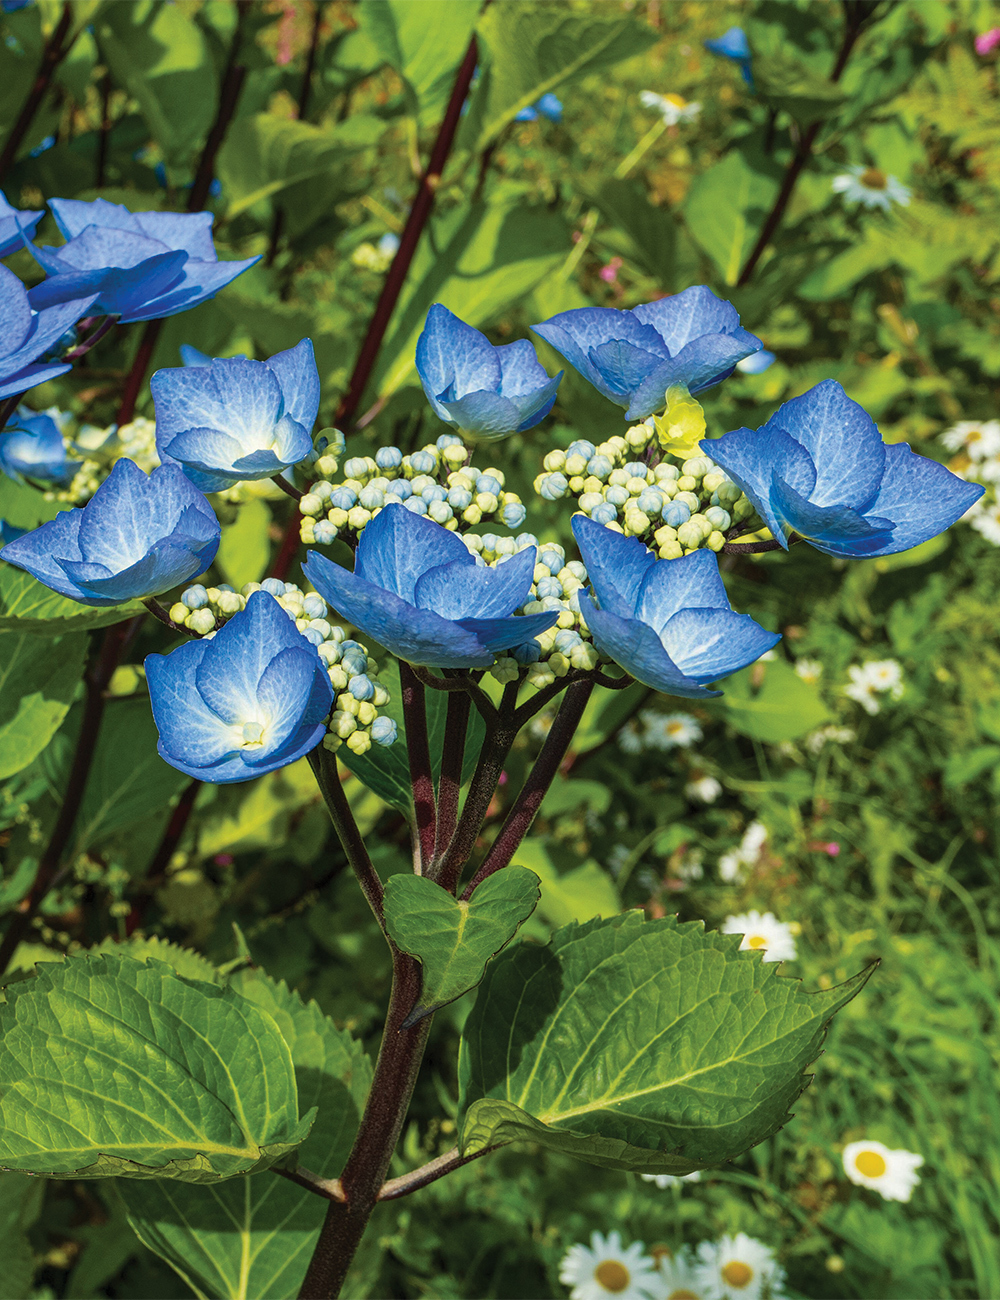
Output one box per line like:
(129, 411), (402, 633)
(188, 608), (216, 635)
(704, 506), (731, 531)
(300, 492), (324, 517)
(707, 530), (726, 552)
(491, 656), (520, 684)
(169, 602), (189, 625)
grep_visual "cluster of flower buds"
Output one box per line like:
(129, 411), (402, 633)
(167, 576), (397, 756)
(46, 417), (160, 505)
(457, 533), (603, 689)
(299, 433), (527, 546)
(533, 421), (758, 559)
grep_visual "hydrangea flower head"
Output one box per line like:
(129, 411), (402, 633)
(0, 262), (98, 399)
(0, 407), (76, 484)
(533, 287), (762, 420)
(0, 191), (43, 258)
(147, 591), (333, 783)
(416, 304), (562, 440)
(2, 458), (220, 606)
(706, 380), (983, 557)
(572, 515), (779, 697)
(841, 1139), (923, 1202)
(29, 197), (259, 323)
(705, 26), (754, 88)
(303, 502), (557, 668)
(151, 338), (319, 491)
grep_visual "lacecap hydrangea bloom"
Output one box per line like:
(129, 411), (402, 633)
(416, 304), (562, 440)
(151, 339), (318, 491)
(29, 198), (259, 323)
(572, 515), (779, 696)
(2, 458), (220, 606)
(707, 379), (983, 556)
(0, 263), (98, 400)
(0, 191), (43, 258)
(147, 591), (333, 782)
(533, 286), (762, 421)
(303, 503), (557, 669)
(0, 407), (76, 484)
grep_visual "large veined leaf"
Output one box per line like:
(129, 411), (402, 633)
(0, 1171), (43, 1300)
(361, 0), (479, 125)
(0, 633), (86, 780)
(587, 178), (678, 286)
(683, 145), (784, 286)
(384, 868), (540, 1024)
(373, 195), (569, 399)
(458, 913), (870, 1172)
(0, 953), (313, 1180)
(0, 564), (144, 634)
(463, 5), (658, 153)
(125, 969), (371, 1300)
(719, 659), (831, 744)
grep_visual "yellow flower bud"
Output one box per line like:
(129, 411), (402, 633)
(653, 385), (707, 458)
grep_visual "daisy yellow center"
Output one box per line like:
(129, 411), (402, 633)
(667, 722), (685, 735)
(594, 1260), (631, 1293)
(855, 1150), (887, 1178)
(721, 1260), (754, 1288)
(747, 934), (768, 949)
(859, 167), (887, 190)
(668, 1292), (700, 1300)
(664, 93), (687, 108)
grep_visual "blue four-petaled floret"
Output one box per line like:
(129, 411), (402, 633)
(0, 263), (98, 400)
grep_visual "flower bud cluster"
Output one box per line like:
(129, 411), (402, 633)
(460, 533), (604, 689)
(45, 417), (160, 505)
(533, 425), (758, 558)
(300, 433), (527, 546)
(216, 428), (346, 506)
(168, 577), (397, 755)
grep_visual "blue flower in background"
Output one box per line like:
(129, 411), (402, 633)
(2, 458), (220, 606)
(705, 380), (983, 558)
(147, 590), (333, 784)
(151, 338), (318, 491)
(0, 262), (98, 399)
(0, 191), (43, 258)
(515, 93), (563, 122)
(705, 26), (754, 89)
(303, 503), (558, 668)
(416, 304), (562, 440)
(533, 287), (761, 421)
(28, 197), (259, 323)
(736, 349), (775, 375)
(0, 406), (76, 484)
(0, 520), (26, 545)
(0, 1), (34, 11)
(573, 515), (780, 697)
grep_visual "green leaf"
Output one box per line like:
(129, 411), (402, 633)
(0, 633), (86, 780)
(753, 51), (847, 124)
(943, 744), (1000, 789)
(572, 681), (648, 754)
(0, 1171), (43, 1300)
(465, 5), (658, 153)
(683, 145), (783, 286)
(96, 0), (217, 164)
(361, 0), (479, 124)
(0, 563), (144, 634)
(197, 757), (318, 858)
(0, 952), (313, 1180)
(125, 970), (371, 1300)
(719, 659), (831, 744)
(515, 839), (620, 938)
(92, 934), (224, 987)
(458, 913), (871, 1172)
(384, 868), (540, 1024)
(339, 660), (484, 811)
(587, 178), (677, 285)
(216, 497), (271, 590)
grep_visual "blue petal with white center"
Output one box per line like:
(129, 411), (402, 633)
(0, 407), (76, 484)
(147, 591), (333, 783)
(416, 304), (562, 440)
(533, 286), (761, 420)
(304, 503), (557, 668)
(1, 458), (220, 606)
(706, 379), (983, 557)
(151, 339), (318, 491)
(0, 263), (98, 399)
(573, 515), (779, 697)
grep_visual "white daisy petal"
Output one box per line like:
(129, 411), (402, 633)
(842, 1139), (924, 1202)
(721, 910), (797, 963)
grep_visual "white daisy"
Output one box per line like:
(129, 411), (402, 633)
(717, 821), (768, 883)
(832, 165), (911, 211)
(717, 851), (743, 883)
(843, 673), (881, 715)
(940, 419), (1000, 459)
(619, 722), (645, 754)
(721, 910), (797, 963)
(658, 1245), (709, 1300)
(804, 724), (856, 756)
(864, 659), (904, 696)
(560, 1231), (663, 1300)
(793, 658), (823, 684)
(971, 506), (1000, 545)
(842, 1139), (924, 1202)
(686, 776), (722, 803)
(642, 711), (703, 750)
(694, 1234), (787, 1300)
(641, 1170), (702, 1189)
(640, 90), (701, 125)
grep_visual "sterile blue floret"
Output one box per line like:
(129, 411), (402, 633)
(1, 458), (220, 606)
(0, 191), (43, 258)
(573, 514), (779, 697)
(416, 304), (562, 440)
(146, 590), (333, 783)
(29, 197), (259, 323)
(150, 338), (319, 491)
(0, 407), (76, 484)
(303, 502), (558, 668)
(0, 262), (98, 399)
(705, 379), (984, 557)
(705, 26), (754, 88)
(532, 286), (761, 420)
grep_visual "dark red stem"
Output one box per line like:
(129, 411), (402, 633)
(187, 0), (251, 213)
(115, 318), (163, 426)
(399, 661), (436, 870)
(124, 778), (203, 936)
(723, 539), (783, 554)
(0, 2), (74, 183)
(432, 689), (470, 868)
